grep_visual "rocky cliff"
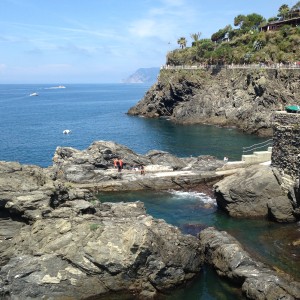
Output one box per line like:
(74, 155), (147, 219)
(128, 68), (300, 136)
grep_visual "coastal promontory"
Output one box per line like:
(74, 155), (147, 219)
(128, 67), (300, 136)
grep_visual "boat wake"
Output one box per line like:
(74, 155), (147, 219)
(44, 85), (66, 90)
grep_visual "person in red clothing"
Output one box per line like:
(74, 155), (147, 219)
(119, 158), (123, 170)
(113, 158), (118, 168)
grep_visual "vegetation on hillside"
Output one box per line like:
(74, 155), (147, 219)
(169, 2), (300, 65)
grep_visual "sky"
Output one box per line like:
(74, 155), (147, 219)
(0, 0), (294, 83)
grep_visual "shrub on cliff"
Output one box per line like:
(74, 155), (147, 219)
(167, 3), (300, 65)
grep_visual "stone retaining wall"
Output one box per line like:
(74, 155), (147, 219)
(271, 111), (300, 178)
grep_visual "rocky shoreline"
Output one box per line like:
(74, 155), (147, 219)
(1, 141), (300, 299)
(128, 68), (300, 136)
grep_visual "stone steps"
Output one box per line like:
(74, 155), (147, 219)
(242, 147), (272, 164)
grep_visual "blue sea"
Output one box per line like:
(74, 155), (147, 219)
(0, 83), (267, 167)
(1, 84), (299, 299)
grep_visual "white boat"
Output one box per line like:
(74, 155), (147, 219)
(63, 129), (72, 134)
(57, 85), (66, 89)
(29, 92), (38, 96)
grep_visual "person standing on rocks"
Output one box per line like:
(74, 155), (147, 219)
(119, 158), (124, 170)
(140, 164), (145, 175)
(113, 158), (118, 169)
(116, 159), (122, 172)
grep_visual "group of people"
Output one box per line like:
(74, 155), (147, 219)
(113, 158), (145, 175)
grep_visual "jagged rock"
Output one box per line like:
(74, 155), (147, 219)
(199, 227), (300, 300)
(128, 68), (300, 136)
(214, 165), (297, 222)
(0, 202), (203, 299)
(0, 161), (94, 223)
(1, 141), (299, 299)
(51, 141), (224, 185)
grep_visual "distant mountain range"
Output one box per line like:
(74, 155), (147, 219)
(122, 67), (160, 84)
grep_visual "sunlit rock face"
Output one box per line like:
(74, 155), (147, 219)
(128, 68), (300, 137)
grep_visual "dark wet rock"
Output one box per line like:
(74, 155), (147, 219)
(199, 227), (300, 300)
(214, 165), (298, 223)
(128, 68), (300, 136)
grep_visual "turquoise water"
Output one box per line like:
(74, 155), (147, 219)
(98, 190), (300, 299)
(0, 84), (267, 167)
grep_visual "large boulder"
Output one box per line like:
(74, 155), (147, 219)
(0, 161), (94, 223)
(199, 227), (300, 300)
(0, 202), (203, 299)
(214, 165), (298, 222)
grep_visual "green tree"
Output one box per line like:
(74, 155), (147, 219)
(234, 14), (246, 27)
(211, 25), (232, 43)
(278, 4), (290, 20)
(190, 32), (201, 43)
(177, 37), (187, 49)
(242, 13), (265, 31)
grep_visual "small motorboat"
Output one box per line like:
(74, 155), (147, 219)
(30, 92), (38, 96)
(63, 129), (72, 134)
(285, 105), (300, 113)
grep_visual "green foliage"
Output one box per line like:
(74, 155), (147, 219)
(280, 25), (292, 37)
(278, 4), (290, 19)
(177, 37), (187, 49)
(234, 15), (246, 27)
(167, 2), (300, 66)
(241, 13), (265, 31)
(190, 32), (202, 46)
(211, 25), (232, 42)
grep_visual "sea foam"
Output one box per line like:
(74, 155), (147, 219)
(168, 190), (216, 205)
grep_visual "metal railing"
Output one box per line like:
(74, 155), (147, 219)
(242, 139), (273, 154)
(161, 64), (300, 70)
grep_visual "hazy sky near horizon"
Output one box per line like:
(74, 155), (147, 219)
(0, 0), (293, 83)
